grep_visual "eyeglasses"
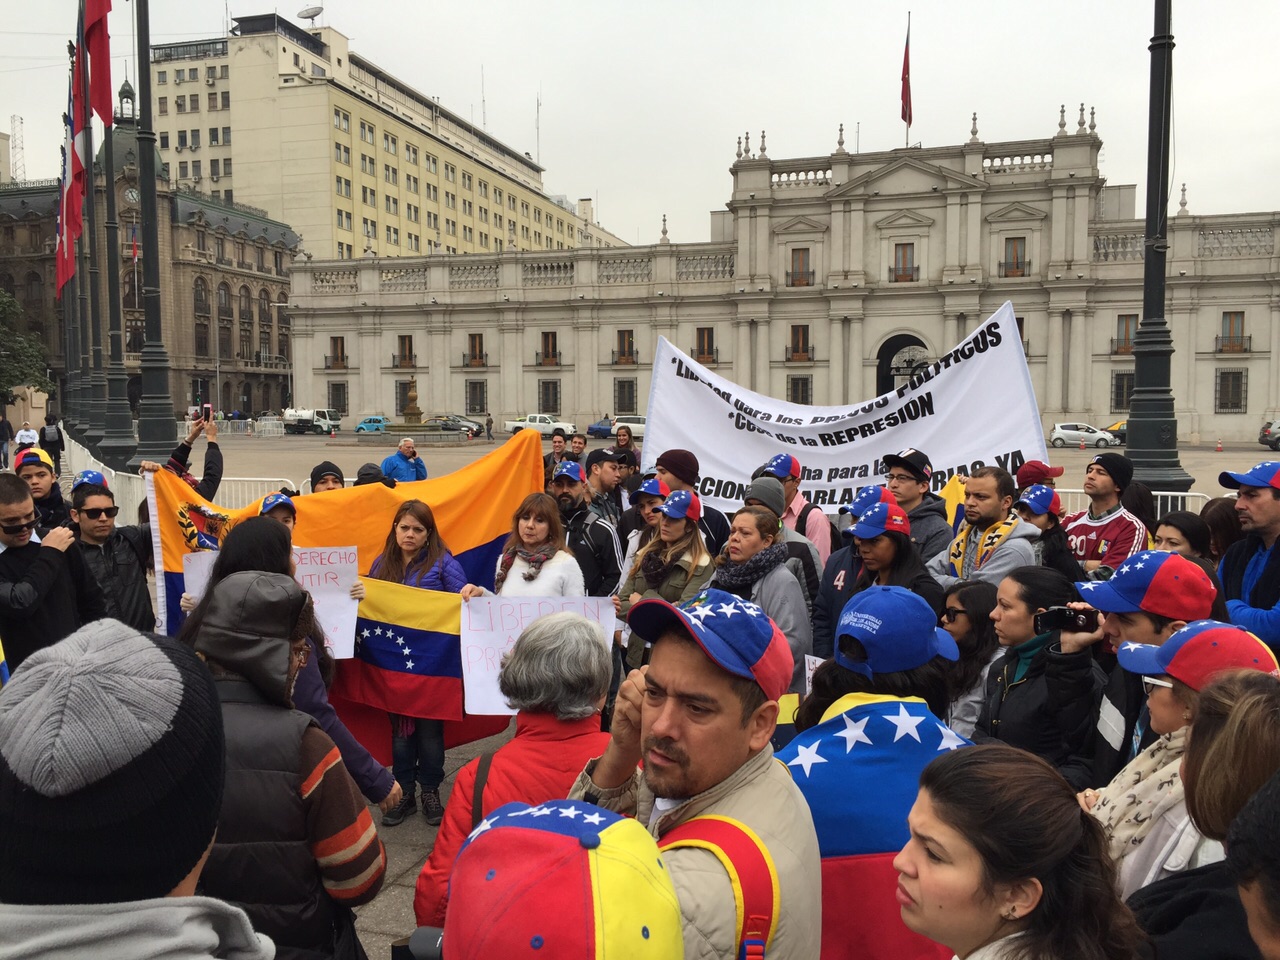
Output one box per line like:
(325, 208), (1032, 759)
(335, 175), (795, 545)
(940, 607), (968, 624)
(79, 506), (120, 520)
(886, 473), (922, 485)
(0, 517), (38, 535)
(1142, 676), (1174, 696)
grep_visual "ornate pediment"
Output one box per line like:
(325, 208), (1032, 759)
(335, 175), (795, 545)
(828, 156), (987, 199)
(773, 216), (829, 235)
(985, 201), (1048, 223)
(875, 209), (935, 230)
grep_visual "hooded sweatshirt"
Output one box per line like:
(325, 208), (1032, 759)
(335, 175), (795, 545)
(0, 896), (274, 960)
(905, 493), (953, 564)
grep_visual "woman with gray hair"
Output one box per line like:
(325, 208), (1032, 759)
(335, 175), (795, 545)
(412, 612), (613, 926)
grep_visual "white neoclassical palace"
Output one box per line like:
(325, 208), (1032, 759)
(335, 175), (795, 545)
(288, 106), (1280, 442)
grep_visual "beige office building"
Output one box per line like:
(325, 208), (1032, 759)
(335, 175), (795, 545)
(149, 14), (625, 263)
(286, 107), (1280, 443)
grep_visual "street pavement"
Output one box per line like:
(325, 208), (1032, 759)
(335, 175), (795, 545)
(142, 430), (1264, 954)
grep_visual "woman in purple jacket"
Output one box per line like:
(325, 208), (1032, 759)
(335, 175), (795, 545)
(368, 499), (467, 827)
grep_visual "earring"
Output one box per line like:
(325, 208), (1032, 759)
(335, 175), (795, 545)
(1183, 712), (1191, 721)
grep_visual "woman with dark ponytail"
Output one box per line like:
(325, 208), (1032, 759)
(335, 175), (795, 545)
(894, 742), (1144, 960)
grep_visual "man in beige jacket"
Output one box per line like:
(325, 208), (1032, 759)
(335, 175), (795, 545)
(571, 587), (822, 959)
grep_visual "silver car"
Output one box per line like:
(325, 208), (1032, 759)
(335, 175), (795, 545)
(1049, 422), (1121, 448)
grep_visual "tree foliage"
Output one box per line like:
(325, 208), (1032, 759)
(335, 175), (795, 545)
(0, 290), (55, 404)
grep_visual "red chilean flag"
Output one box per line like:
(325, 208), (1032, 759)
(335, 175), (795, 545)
(84, 0), (113, 127)
(900, 19), (912, 127)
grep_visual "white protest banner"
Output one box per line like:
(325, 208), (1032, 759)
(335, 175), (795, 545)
(642, 301), (1047, 515)
(460, 596), (618, 716)
(293, 546), (361, 658)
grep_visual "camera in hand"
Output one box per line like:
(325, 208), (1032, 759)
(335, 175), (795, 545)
(1034, 606), (1099, 635)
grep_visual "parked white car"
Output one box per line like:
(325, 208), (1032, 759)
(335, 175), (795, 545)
(1049, 422), (1122, 448)
(504, 414), (577, 437)
(612, 414), (646, 438)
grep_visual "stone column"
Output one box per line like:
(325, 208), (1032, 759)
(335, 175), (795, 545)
(848, 316), (865, 401)
(945, 195), (961, 270)
(1046, 310), (1065, 411)
(1078, 309), (1095, 419)
(943, 314), (958, 355)
(1268, 298), (1280, 418)
(754, 316), (771, 396)
(734, 317), (751, 383)
(828, 315), (845, 405)
(1067, 309), (1087, 414)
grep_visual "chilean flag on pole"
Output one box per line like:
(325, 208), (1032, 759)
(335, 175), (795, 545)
(84, 0), (113, 127)
(900, 14), (912, 128)
(55, 52), (87, 295)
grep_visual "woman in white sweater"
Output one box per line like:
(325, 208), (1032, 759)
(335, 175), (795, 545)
(461, 492), (584, 598)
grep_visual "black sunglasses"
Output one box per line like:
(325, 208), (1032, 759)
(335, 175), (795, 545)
(940, 607), (968, 624)
(79, 507), (120, 520)
(0, 517), (38, 535)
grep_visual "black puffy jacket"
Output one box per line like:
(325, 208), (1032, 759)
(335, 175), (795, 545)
(811, 543), (863, 659)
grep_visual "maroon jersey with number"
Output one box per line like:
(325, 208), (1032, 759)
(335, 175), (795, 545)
(1063, 506), (1147, 568)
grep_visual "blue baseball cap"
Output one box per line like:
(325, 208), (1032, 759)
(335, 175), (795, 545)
(760, 453), (801, 480)
(839, 484), (895, 518)
(851, 501), (911, 539)
(628, 588), (794, 701)
(259, 492), (296, 517)
(834, 585), (958, 678)
(1220, 461), (1280, 491)
(630, 475), (670, 507)
(1074, 550), (1215, 621)
(71, 469), (109, 492)
(657, 489), (702, 523)
(1117, 620), (1279, 690)
(1014, 484), (1061, 517)
(552, 461), (586, 484)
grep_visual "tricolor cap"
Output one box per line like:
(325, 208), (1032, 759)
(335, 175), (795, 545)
(259, 492), (296, 517)
(760, 453), (801, 480)
(630, 475), (670, 507)
(444, 800), (682, 959)
(839, 484), (895, 518)
(1075, 550), (1215, 622)
(628, 588), (794, 701)
(657, 489), (701, 523)
(71, 469), (109, 492)
(552, 460), (587, 484)
(851, 501), (911, 539)
(1118, 620), (1280, 691)
(13, 448), (55, 474)
(1220, 461), (1280, 491)
(835, 585), (959, 678)
(1015, 484), (1062, 517)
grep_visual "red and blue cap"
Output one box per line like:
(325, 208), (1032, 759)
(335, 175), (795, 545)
(835, 585), (959, 677)
(1117, 620), (1280, 691)
(657, 489), (701, 523)
(13, 448), (55, 474)
(760, 453), (801, 480)
(630, 475), (670, 507)
(628, 588), (794, 701)
(1220, 461), (1280, 491)
(71, 469), (109, 492)
(259, 492), (296, 517)
(552, 460), (587, 484)
(444, 799), (683, 959)
(1075, 550), (1215, 622)
(839, 484), (895, 518)
(1015, 484), (1062, 517)
(851, 501), (911, 539)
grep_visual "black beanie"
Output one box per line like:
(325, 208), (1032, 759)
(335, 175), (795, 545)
(0, 621), (225, 905)
(310, 460), (345, 490)
(1091, 452), (1134, 493)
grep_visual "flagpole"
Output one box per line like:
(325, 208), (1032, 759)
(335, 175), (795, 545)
(99, 80), (139, 469)
(904, 12), (911, 149)
(126, 0), (177, 468)
(77, 3), (107, 450)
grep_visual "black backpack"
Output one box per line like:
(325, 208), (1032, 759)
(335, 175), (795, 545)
(798, 502), (840, 550)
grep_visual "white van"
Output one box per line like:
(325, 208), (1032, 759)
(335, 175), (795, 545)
(612, 415), (646, 438)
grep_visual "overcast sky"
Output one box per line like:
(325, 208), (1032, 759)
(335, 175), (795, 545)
(5, 0), (1279, 244)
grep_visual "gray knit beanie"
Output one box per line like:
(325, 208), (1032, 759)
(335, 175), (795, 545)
(743, 477), (787, 518)
(0, 620), (225, 905)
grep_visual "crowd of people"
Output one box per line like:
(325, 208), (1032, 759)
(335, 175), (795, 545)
(6, 413), (1280, 960)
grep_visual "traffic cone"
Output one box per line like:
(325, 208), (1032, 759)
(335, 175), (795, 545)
(330, 426), (336, 439)
(1216, 438), (1223, 452)
(1079, 437), (1086, 450)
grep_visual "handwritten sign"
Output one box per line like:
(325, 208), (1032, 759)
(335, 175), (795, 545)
(805, 655), (824, 695)
(293, 547), (361, 658)
(181, 551), (218, 601)
(460, 597), (618, 715)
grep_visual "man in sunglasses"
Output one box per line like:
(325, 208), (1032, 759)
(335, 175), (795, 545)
(70, 473), (156, 632)
(0, 473), (106, 671)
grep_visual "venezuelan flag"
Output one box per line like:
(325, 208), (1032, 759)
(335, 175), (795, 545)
(149, 429), (545, 634)
(0, 635), (9, 687)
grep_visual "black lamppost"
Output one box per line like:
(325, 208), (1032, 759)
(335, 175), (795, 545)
(98, 80), (139, 468)
(126, 0), (177, 468)
(1128, 0), (1193, 492)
